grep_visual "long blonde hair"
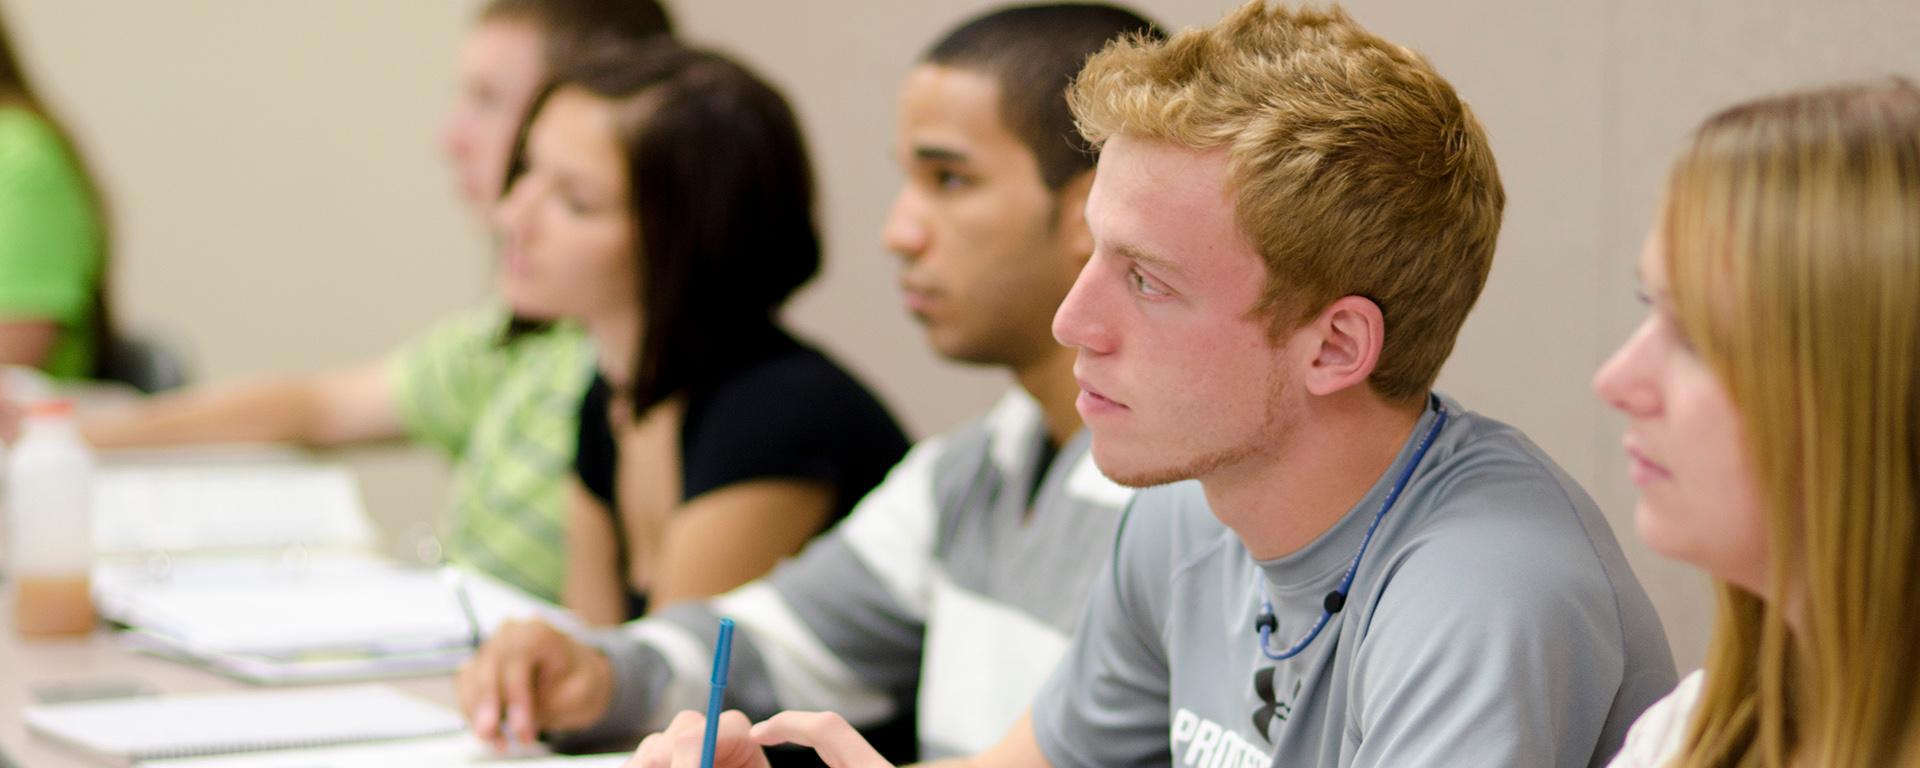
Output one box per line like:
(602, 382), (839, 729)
(1663, 78), (1920, 767)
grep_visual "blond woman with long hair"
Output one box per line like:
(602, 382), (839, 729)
(1597, 77), (1920, 766)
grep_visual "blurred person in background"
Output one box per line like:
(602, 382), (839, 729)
(0, 7), (110, 380)
(492, 40), (910, 626)
(14, 0), (674, 603)
(1599, 78), (1920, 768)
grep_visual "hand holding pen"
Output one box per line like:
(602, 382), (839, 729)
(624, 709), (896, 768)
(626, 620), (892, 768)
(447, 570), (615, 751)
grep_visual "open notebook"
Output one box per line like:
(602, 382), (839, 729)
(24, 685), (463, 765)
(93, 552), (579, 683)
(138, 734), (630, 767)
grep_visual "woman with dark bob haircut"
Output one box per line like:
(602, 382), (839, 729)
(493, 41), (908, 626)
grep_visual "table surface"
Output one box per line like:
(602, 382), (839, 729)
(0, 588), (461, 767)
(0, 425), (467, 766)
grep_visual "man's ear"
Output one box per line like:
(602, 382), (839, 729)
(1302, 295), (1386, 397)
(1053, 169), (1096, 260)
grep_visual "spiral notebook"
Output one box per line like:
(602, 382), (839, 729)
(24, 684), (464, 765)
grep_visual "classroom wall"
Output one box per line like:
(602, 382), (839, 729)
(7, 0), (1917, 672)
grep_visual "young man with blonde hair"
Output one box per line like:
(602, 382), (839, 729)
(628, 3), (1674, 767)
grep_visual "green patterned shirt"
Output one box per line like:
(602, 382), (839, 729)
(390, 306), (596, 601)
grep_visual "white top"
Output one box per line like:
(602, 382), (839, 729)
(1609, 669), (1705, 767)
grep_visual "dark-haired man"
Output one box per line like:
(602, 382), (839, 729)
(455, 4), (1162, 761)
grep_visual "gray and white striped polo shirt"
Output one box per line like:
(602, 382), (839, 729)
(559, 390), (1136, 758)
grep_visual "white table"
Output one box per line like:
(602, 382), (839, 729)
(0, 592), (460, 767)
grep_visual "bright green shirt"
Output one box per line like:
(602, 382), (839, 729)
(0, 108), (103, 379)
(390, 306), (597, 601)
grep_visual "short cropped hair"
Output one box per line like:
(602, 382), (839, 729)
(925, 4), (1162, 191)
(1069, 1), (1505, 402)
(480, 0), (674, 74)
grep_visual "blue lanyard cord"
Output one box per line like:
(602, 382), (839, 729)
(1256, 402), (1449, 661)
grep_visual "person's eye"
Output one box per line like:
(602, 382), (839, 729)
(553, 185), (593, 215)
(1129, 266), (1170, 298)
(933, 169), (972, 192)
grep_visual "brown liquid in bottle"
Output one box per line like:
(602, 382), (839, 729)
(13, 573), (95, 637)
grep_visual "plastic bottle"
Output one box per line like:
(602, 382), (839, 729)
(0, 435), (8, 584)
(0, 364), (51, 583)
(8, 399), (96, 636)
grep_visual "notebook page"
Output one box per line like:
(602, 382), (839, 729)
(120, 628), (473, 685)
(113, 577), (471, 656)
(138, 734), (630, 766)
(96, 554), (576, 660)
(93, 464), (375, 554)
(25, 685), (464, 761)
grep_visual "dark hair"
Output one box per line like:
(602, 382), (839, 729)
(0, 10), (114, 376)
(924, 3), (1163, 190)
(506, 42), (820, 419)
(479, 0), (674, 74)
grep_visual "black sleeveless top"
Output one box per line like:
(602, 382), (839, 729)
(573, 328), (909, 619)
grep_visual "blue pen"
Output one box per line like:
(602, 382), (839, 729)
(700, 618), (735, 768)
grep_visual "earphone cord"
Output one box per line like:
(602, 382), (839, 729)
(1256, 401), (1448, 661)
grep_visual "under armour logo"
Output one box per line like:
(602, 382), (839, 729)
(1251, 667), (1303, 742)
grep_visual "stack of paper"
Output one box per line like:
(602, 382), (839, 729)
(93, 463), (376, 554)
(93, 552), (577, 684)
(25, 685), (464, 764)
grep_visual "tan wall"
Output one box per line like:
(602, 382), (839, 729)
(7, 0), (1918, 673)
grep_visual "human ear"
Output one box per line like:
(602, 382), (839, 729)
(1052, 169), (1096, 261)
(1302, 295), (1385, 396)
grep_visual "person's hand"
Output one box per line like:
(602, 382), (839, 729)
(456, 619), (614, 751)
(629, 710), (771, 768)
(752, 711), (894, 766)
(626, 709), (893, 768)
